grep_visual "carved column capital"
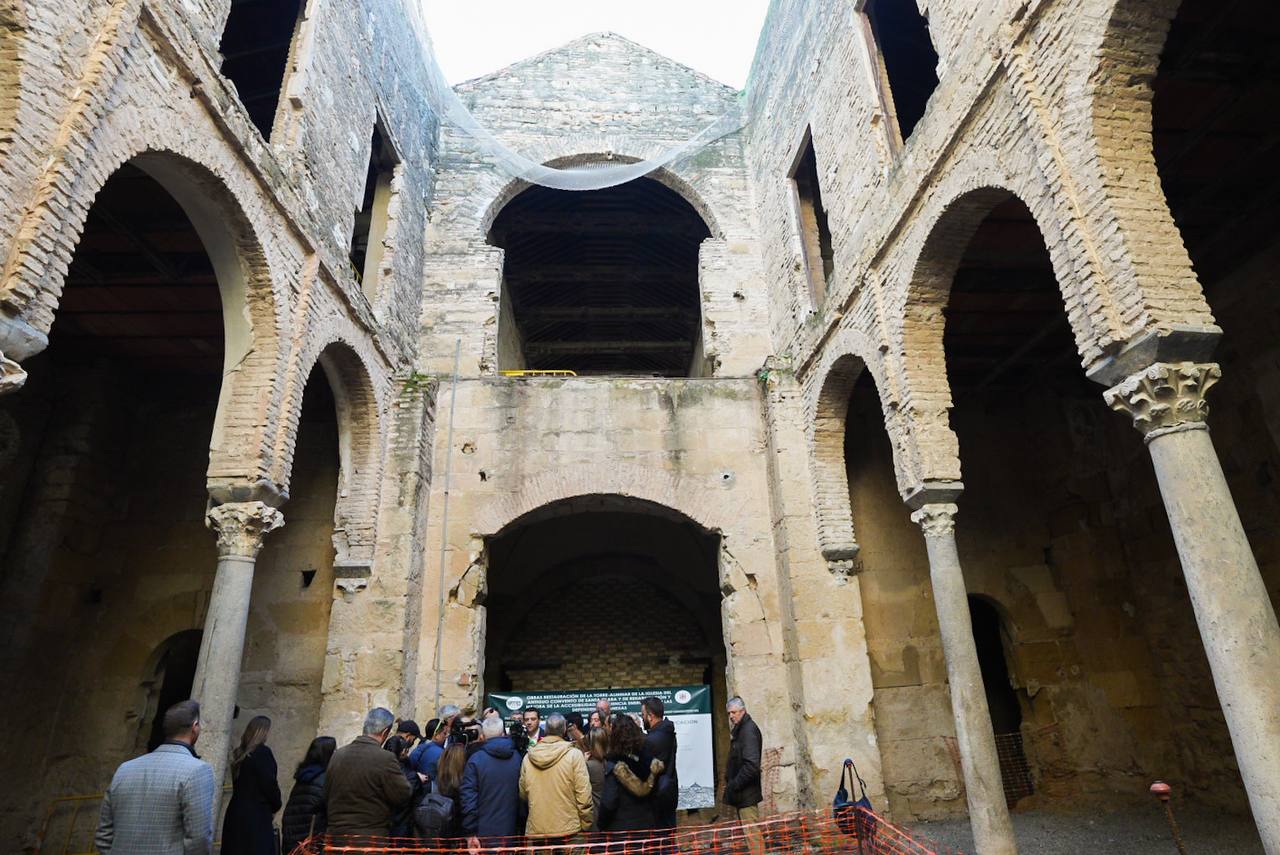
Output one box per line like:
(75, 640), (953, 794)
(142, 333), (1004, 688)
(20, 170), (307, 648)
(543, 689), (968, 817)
(911, 502), (958, 538)
(206, 501), (284, 559)
(0, 352), (27, 396)
(1103, 361), (1220, 441)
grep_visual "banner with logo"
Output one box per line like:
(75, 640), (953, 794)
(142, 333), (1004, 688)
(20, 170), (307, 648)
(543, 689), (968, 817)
(487, 685), (715, 809)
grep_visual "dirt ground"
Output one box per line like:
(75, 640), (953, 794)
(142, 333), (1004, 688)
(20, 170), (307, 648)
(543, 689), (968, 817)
(908, 807), (1263, 854)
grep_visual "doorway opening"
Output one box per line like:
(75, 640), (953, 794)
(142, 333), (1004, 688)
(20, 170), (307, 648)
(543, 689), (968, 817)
(482, 496), (729, 811)
(141, 630), (203, 752)
(969, 597), (1033, 807)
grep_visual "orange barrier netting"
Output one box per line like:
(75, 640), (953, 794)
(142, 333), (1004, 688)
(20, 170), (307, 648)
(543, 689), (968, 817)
(290, 807), (963, 855)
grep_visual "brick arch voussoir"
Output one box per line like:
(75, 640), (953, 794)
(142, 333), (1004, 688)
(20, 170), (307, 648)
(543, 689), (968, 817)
(474, 464), (733, 540)
(0, 94), (291, 487)
(278, 332), (390, 565)
(895, 170), (1102, 482)
(1079, 0), (1217, 342)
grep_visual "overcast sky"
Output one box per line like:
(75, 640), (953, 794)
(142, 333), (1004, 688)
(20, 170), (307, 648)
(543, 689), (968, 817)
(420, 0), (773, 89)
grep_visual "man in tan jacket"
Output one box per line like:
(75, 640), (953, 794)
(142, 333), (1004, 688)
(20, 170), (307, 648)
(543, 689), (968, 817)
(519, 713), (593, 843)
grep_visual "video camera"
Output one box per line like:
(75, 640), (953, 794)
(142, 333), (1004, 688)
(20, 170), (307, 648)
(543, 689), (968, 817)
(508, 718), (529, 753)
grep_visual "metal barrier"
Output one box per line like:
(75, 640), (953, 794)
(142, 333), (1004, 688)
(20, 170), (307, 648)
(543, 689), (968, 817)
(34, 794), (103, 855)
(292, 807), (964, 855)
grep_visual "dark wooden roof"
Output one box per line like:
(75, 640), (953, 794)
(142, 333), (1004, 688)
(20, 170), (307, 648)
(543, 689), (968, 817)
(489, 178), (711, 376)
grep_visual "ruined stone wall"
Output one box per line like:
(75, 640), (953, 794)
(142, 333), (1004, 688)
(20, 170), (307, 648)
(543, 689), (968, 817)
(743, 0), (1276, 823)
(420, 32), (770, 379)
(0, 0), (443, 845)
(414, 376), (806, 807)
(0, 364), (341, 845)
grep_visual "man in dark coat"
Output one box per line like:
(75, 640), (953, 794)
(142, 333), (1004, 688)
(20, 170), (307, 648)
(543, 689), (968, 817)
(460, 715), (523, 841)
(723, 697), (763, 820)
(325, 708), (413, 839)
(640, 696), (679, 830)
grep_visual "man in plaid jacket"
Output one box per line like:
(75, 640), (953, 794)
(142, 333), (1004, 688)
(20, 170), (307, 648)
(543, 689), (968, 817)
(95, 699), (216, 855)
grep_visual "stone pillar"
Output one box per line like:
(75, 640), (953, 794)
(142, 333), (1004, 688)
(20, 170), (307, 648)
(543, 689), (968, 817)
(910, 499), (1017, 855)
(193, 501), (283, 800)
(1105, 362), (1280, 852)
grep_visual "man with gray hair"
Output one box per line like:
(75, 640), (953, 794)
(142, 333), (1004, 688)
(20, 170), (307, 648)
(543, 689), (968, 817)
(519, 713), (593, 842)
(324, 707), (413, 840)
(461, 713), (524, 841)
(724, 696), (764, 832)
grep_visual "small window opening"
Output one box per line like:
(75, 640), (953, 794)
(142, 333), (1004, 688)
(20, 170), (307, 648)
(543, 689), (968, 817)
(300, 568), (317, 589)
(351, 118), (399, 298)
(790, 132), (835, 306)
(218, 0), (306, 141)
(861, 0), (940, 143)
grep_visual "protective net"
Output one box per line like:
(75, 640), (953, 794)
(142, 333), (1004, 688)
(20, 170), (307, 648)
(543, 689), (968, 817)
(400, 1), (747, 191)
(289, 807), (964, 855)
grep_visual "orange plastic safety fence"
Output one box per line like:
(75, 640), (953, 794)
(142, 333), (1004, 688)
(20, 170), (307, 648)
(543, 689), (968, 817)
(289, 807), (963, 855)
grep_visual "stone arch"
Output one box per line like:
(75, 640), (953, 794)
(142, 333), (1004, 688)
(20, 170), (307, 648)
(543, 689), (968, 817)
(1078, 0), (1217, 347)
(479, 154), (725, 241)
(276, 338), (386, 567)
(899, 183), (1088, 482)
(473, 464), (739, 540)
(0, 95), (291, 491)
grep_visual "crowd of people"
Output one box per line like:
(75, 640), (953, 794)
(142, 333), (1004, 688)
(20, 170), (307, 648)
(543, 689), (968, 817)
(91, 694), (765, 854)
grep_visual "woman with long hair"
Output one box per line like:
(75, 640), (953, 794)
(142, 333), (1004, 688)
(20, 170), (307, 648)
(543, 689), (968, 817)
(221, 715), (283, 854)
(598, 714), (663, 833)
(419, 742), (467, 842)
(281, 736), (337, 853)
(585, 726), (609, 830)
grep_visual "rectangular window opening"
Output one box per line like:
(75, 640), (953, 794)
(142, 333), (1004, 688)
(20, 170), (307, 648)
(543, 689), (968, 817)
(218, 0), (307, 141)
(790, 131), (835, 307)
(351, 117), (400, 299)
(861, 0), (940, 144)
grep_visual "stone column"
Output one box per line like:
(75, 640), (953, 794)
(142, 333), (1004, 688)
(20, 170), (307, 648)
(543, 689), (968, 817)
(193, 501), (284, 800)
(1105, 362), (1280, 852)
(910, 499), (1017, 855)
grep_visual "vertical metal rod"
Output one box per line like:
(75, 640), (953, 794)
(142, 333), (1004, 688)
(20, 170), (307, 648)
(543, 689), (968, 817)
(432, 339), (462, 714)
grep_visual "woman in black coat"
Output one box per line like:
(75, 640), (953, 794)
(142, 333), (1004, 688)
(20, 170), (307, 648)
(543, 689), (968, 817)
(281, 736), (337, 853)
(598, 714), (664, 833)
(222, 716), (283, 855)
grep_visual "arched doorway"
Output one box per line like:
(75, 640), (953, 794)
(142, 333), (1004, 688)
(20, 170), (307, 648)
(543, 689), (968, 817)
(968, 597), (1033, 807)
(915, 188), (1174, 809)
(488, 179), (712, 376)
(0, 159), (232, 837)
(481, 495), (730, 818)
(835, 366), (966, 818)
(237, 364), (340, 792)
(1127, 0), (1280, 812)
(139, 629), (204, 753)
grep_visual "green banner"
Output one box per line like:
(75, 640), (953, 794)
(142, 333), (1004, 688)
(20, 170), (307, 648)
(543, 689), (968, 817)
(488, 685), (710, 717)
(487, 685), (715, 809)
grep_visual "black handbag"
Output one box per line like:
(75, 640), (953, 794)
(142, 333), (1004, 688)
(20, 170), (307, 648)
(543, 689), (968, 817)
(832, 758), (872, 836)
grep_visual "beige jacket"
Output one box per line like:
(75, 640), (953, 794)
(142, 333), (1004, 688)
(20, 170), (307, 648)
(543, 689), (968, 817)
(518, 736), (593, 837)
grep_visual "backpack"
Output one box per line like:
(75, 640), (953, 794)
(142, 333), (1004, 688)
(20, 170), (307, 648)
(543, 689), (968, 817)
(414, 792), (456, 839)
(832, 758), (873, 837)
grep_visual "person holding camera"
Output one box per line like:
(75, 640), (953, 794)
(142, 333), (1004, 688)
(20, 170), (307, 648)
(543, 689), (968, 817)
(461, 714), (524, 842)
(410, 716), (449, 781)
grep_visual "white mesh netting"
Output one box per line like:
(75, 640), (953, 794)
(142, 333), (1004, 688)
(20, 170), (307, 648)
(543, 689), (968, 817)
(404, 1), (749, 191)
